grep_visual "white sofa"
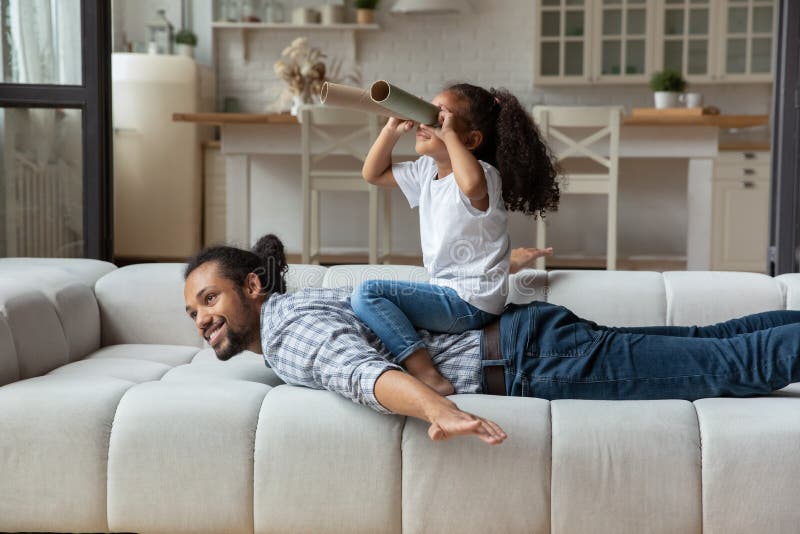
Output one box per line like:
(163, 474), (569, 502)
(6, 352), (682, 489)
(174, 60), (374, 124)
(1, 258), (800, 534)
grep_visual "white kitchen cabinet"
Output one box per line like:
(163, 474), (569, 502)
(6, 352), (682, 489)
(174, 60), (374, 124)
(534, 0), (776, 85)
(711, 150), (771, 272)
(535, 0), (593, 83)
(718, 0), (776, 81)
(654, 0), (717, 82)
(593, 0), (655, 83)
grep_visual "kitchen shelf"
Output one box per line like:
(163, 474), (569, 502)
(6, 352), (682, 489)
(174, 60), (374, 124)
(212, 22), (379, 62)
(212, 22), (379, 30)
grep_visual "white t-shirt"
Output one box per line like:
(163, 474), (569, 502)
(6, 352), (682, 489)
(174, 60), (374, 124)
(392, 155), (510, 315)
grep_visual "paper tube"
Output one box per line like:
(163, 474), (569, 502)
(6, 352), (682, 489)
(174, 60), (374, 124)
(320, 82), (406, 119)
(369, 80), (440, 125)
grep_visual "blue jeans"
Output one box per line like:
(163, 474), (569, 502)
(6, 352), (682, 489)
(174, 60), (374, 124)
(352, 280), (498, 363)
(492, 301), (800, 400)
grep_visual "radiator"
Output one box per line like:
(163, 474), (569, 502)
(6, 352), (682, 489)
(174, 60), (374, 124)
(7, 154), (77, 257)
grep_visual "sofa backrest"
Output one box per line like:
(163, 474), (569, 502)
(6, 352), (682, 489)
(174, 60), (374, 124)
(2, 258), (799, 387)
(0, 260), (117, 387)
(94, 263), (800, 348)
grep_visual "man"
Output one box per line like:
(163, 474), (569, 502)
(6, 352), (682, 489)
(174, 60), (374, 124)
(184, 236), (800, 445)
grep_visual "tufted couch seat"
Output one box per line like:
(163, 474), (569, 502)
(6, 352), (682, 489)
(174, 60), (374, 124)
(1, 258), (799, 534)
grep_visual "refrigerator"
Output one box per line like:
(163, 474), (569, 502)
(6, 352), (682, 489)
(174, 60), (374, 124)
(112, 53), (206, 261)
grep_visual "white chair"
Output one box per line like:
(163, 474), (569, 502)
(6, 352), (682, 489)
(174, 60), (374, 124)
(298, 105), (391, 264)
(532, 106), (623, 270)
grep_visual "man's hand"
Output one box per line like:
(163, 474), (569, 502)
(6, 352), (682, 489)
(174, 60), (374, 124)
(510, 247), (554, 274)
(374, 370), (507, 446)
(428, 406), (507, 445)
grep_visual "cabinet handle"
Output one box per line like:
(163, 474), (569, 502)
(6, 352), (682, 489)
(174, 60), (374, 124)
(741, 180), (755, 189)
(743, 168), (756, 176)
(744, 152), (756, 159)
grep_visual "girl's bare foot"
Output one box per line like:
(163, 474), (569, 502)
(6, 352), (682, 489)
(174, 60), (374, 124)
(403, 349), (455, 396)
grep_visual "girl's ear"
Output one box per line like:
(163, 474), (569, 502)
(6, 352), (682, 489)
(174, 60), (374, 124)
(464, 130), (483, 151)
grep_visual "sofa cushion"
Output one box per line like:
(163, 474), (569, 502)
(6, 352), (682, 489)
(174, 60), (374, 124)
(0, 279), (70, 380)
(95, 263), (201, 347)
(664, 271), (784, 326)
(253, 386), (404, 534)
(0, 257), (116, 287)
(695, 394), (800, 534)
(107, 380), (271, 534)
(163, 349), (282, 386)
(49, 357), (174, 383)
(776, 273), (800, 310)
(546, 270), (667, 326)
(87, 343), (200, 367)
(402, 394), (551, 534)
(550, 399), (702, 534)
(322, 264), (429, 289)
(0, 267), (101, 362)
(0, 313), (17, 386)
(0, 375), (132, 533)
(507, 269), (549, 305)
(286, 264), (327, 292)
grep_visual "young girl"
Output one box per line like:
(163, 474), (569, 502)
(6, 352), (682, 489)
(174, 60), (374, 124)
(353, 83), (560, 395)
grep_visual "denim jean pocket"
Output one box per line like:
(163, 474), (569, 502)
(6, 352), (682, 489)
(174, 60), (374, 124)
(536, 322), (601, 358)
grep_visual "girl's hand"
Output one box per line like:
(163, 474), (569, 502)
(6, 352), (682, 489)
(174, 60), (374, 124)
(419, 106), (457, 140)
(384, 117), (416, 137)
(509, 247), (554, 273)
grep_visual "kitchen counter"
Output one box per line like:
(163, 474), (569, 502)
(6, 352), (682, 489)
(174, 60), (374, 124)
(174, 111), (766, 269)
(174, 112), (769, 128)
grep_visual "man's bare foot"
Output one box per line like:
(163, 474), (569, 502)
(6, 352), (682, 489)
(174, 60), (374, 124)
(509, 247), (554, 273)
(404, 349), (455, 396)
(428, 406), (507, 445)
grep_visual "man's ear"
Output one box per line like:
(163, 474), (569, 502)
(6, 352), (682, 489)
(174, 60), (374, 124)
(464, 130), (483, 151)
(244, 272), (264, 298)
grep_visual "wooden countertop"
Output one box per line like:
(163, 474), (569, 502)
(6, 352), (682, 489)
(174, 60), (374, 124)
(173, 112), (299, 125)
(174, 112), (769, 129)
(622, 114), (769, 128)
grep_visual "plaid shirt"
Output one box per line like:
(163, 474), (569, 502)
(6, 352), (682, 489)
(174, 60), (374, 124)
(260, 287), (483, 414)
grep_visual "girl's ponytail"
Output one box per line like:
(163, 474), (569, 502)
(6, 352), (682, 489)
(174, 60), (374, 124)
(445, 83), (561, 219)
(251, 234), (288, 294)
(491, 88), (560, 218)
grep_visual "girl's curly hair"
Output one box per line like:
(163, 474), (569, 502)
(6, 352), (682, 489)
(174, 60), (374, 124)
(445, 83), (561, 218)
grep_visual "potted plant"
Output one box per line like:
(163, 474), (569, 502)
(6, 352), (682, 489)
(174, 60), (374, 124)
(355, 0), (379, 24)
(649, 69), (687, 109)
(175, 29), (198, 58)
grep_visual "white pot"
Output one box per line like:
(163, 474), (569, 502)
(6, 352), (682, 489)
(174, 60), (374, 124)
(654, 91), (680, 109)
(177, 44), (194, 58)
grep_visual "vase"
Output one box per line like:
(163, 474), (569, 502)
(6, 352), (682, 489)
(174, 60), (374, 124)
(177, 44), (194, 58)
(356, 8), (374, 24)
(290, 87), (313, 116)
(653, 91), (680, 109)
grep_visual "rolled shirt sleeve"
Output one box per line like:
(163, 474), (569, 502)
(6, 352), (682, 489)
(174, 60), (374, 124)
(262, 291), (403, 414)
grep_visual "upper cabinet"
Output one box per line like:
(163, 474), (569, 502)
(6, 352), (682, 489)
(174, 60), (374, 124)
(534, 0), (776, 85)
(535, 0), (592, 82)
(656, 0), (716, 82)
(718, 0), (776, 81)
(593, 0), (654, 83)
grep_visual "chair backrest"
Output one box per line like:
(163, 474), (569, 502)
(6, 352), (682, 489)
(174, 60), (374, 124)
(298, 105), (380, 165)
(532, 106), (622, 185)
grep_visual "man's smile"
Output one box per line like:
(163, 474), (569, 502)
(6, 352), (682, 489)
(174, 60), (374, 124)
(205, 320), (226, 346)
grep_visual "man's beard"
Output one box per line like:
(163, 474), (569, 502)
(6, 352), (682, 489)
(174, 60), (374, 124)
(214, 292), (259, 361)
(214, 324), (254, 361)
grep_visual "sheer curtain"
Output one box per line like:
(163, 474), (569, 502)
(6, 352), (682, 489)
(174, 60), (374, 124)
(3, 0), (83, 256)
